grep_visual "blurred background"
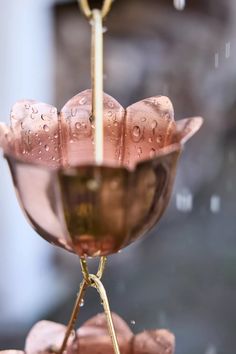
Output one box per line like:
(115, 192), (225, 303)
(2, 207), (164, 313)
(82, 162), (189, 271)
(0, 0), (236, 353)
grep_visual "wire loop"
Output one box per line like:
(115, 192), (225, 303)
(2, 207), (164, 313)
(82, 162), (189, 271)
(79, 0), (113, 19)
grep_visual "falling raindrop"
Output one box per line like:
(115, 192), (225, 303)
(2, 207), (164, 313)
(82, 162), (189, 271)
(210, 195), (221, 213)
(176, 189), (193, 212)
(225, 42), (231, 59)
(173, 0), (185, 11)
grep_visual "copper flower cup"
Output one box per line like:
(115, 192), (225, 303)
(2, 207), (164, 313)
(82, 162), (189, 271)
(0, 89), (202, 256)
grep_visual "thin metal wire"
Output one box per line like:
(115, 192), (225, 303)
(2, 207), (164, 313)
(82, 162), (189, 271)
(79, 0), (113, 19)
(57, 279), (87, 354)
(90, 274), (120, 354)
(57, 256), (121, 354)
(91, 9), (104, 164)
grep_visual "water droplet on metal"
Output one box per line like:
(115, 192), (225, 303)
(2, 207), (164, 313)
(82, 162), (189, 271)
(75, 122), (81, 130)
(32, 107), (38, 114)
(43, 124), (49, 132)
(132, 126), (142, 142)
(138, 147), (142, 156)
(151, 120), (157, 130)
(130, 320), (136, 326)
(45, 145), (49, 152)
(150, 148), (156, 158)
(79, 97), (87, 105)
(71, 108), (77, 117)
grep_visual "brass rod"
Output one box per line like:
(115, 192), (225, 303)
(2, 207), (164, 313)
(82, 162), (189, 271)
(91, 9), (104, 165)
(90, 274), (121, 354)
(58, 279), (87, 354)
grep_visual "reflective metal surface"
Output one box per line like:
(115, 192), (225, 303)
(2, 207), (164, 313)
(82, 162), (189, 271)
(0, 90), (203, 256)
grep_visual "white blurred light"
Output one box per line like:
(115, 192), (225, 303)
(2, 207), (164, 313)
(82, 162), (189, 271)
(176, 189), (193, 212)
(174, 0), (186, 11)
(210, 195), (221, 213)
(225, 42), (231, 58)
(205, 345), (217, 354)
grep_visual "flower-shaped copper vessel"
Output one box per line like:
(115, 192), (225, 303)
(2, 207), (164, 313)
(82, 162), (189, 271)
(0, 89), (202, 257)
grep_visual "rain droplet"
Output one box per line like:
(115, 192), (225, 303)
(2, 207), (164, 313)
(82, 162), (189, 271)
(38, 150), (42, 155)
(71, 108), (77, 117)
(173, 0), (185, 11)
(52, 156), (56, 161)
(75, 122), (81, 130)
(176, 189), (193, 212)
(45, 145), (50, 152)
(51, 107), (56, 114)
(22, 149), (26, 155)
(54, 133), (58, 139)
(150, 148), (156, 158)
(132, 126), (142, 142)
(138, 147), (142, 156)
(80, 299), (85, 307)
(79, 97), (87, 105)
(130, 320), (136, 326)
(43, 124), (49, 132)
(151, 120), (157, 130)
(32, 107), (38, 114)
(210, 195), (221, 213)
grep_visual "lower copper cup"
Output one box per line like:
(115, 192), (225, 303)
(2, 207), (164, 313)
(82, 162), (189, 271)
(0, 90), (202, 256)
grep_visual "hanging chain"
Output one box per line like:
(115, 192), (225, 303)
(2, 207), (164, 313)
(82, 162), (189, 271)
(57, 256), (120, 354)
(79, 0), (113, 19)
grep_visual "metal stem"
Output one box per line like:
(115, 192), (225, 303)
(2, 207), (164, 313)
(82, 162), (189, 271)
(90, 274), (121, 354)
(91, 9), (104, 165)
(57, 279), (87, 354)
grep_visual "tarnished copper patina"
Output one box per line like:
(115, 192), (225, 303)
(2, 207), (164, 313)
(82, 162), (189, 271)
(0, 89), (202, 256)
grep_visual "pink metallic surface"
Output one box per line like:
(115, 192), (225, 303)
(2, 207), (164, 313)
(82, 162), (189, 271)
(0, 90), (203, 256)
